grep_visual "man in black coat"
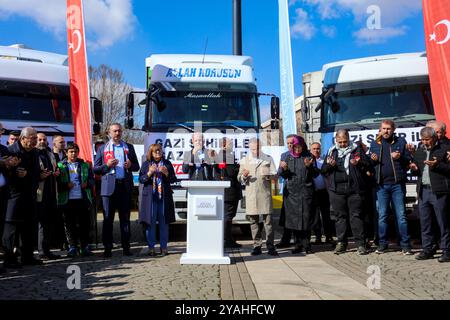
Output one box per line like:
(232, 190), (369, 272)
(3, 127), (42, 267)
(410, 127), (450, 263)
(36, 133), (61, 260)
(182, 132), (215, 181)
(94, 123), (140, 257)
(0, 123), (18, 273)
(214, 137), (243, 248)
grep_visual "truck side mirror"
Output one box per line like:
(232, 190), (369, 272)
(301, 99), (310, 121)
(331, 100), (340, 113)
(270, 96), (280, 119)
(93, 99), (103, 123)
(126, 92), (135, 116)
(270, 119), (279, 130)
(124, 118), (134, 129)
(93, 123), (101, 135)
(125, 93), (135, 129)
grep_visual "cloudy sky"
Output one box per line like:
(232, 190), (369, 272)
(0, 0), (426, 120)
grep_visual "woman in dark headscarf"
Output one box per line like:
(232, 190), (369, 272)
(279, 136), (320, 254)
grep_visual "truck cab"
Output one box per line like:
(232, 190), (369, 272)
(126, 54), (280, 225)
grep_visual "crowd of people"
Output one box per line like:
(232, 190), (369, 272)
(179, 120), (450, 262)
(0, 123), (141, 273)
(1, 118), (449, 274)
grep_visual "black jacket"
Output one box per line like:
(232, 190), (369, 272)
(369, 135), (412, 184)
(0, 144), (9, 180)
(5, 142), (40, 222)
(279, 153), (320, 231)
(412, 142), (450, 195)
(321, 144), (370, 195)
(182, 148), (214, 181)
(213, 150), (242, 202)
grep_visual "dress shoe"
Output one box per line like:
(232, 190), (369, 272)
(123, 248), (133, 256)
(4, 259), (22, 269)
(431, 244), (439, 255)
(160, 248), (169, 256)
(438, 252), (450, 263)
(225, 241), (242, 248)
(415, 250), (434, 260)
(291, 245), (304, 254)
(275, 242), (292, 249)
(251, 247), (262, 256)
(103, 248), (112, 258)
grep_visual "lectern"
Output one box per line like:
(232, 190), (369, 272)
(180, 180), (231, 264)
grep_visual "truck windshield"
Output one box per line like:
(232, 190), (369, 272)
(322, 83), (434, 128)
(0, 80), (72, 124)
(151, 90), (259, 129)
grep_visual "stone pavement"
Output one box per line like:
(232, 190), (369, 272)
(1, 211), (450, 300)
(1, 239), (450, 300)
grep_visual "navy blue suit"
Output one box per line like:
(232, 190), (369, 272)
(94, 142), (140, 251)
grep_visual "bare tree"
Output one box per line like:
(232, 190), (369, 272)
(89, 64), (144, 144)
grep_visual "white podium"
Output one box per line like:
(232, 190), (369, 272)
(180, 180), (231, 264)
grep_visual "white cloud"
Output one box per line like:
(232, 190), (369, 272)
(291, 8), (316, 40)
(292, 0), (422, 44)
(353, 26), (408, 44)
(321, 25), (337, 38)
(0, 0), (136, 49)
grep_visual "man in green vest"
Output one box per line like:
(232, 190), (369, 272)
(57, 143), (95, 257)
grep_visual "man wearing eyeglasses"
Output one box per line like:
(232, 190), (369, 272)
(3, 127), (43, 268)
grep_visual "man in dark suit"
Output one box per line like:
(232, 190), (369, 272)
(3, 127), (42, 267)
(36, 133), (61, 260)
(0, 123), (17, 273)
(410, 127), (450, 263)
(214, 137), (243, 248)
(94, 123), (140, 257)
(182, 132), (215, 180)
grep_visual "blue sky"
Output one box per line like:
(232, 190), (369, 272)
(0, 0), (425, 120)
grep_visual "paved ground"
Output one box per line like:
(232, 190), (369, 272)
(1, 214), (450, 300)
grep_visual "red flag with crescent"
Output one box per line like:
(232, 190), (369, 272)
(423, 0), (450, 135)
(66, 0), (93, 163)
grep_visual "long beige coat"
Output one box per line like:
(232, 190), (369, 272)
(238, 152), (277, 215)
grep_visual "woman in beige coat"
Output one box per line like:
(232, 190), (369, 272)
(238, 138), (278, 256)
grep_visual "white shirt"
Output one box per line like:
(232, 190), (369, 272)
(68, 162), (82, 199)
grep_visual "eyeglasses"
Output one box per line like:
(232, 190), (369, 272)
(152, 150), (162, 154)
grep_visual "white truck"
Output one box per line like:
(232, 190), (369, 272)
(125, 54), (281, 225)
(301, 52), (435, 213)
(0, 44), (102, 145)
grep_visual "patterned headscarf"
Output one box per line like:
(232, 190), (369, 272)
(290, 136), (306, 158)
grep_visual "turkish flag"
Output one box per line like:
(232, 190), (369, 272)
(66, 0), (93, 163)
(423, 0), (450, 135)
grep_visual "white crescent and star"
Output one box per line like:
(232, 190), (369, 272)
(68, 30), (82, 54)
(429, 19), (450, 45)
